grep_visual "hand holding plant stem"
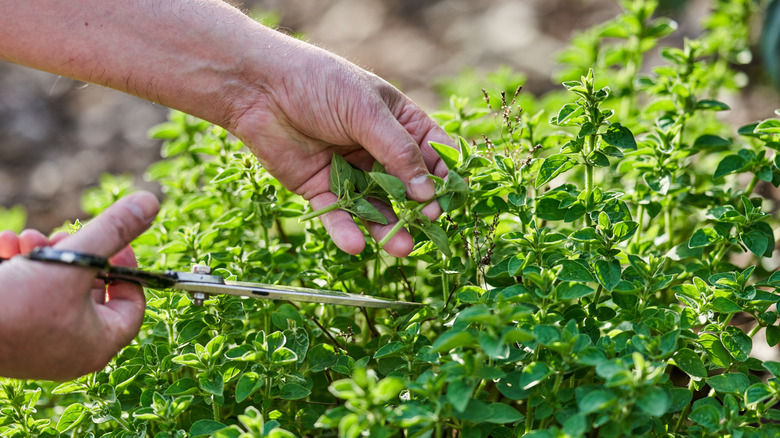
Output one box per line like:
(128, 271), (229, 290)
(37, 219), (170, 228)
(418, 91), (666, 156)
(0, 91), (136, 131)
(299, 152), (470, 257)
(0, 0), (455, 258)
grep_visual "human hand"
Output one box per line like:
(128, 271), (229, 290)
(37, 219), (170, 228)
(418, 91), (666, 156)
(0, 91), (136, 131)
(229, 39), (455, 257)
(0, 191), (159, 380)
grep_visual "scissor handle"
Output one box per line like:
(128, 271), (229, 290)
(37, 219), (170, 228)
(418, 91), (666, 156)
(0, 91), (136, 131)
(23, 247), (181, 289)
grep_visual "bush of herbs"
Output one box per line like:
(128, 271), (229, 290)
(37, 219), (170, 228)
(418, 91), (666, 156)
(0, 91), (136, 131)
(3, 1), (780, 437)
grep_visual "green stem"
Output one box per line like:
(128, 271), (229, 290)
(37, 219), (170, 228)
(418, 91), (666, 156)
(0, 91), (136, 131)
(378, 219), (408, 250)
(441, 251), (449, 304)
(633, 204), (645, 247)
(212, 396), (220, 422)
(664, 205), (673, 251)
(111, 413), (133, 431)
(298, 202), (340, 222)
(539, 372), (564, 429)
(747, 322), (762, 338)
(585, 134), (596, 230)
(674, 379), (696, 433)
(590, 285), (604, 313)
(744, 174), (760, 196)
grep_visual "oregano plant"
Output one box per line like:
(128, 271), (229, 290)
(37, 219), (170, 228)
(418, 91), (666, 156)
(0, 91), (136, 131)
(2, 1), (780, 437)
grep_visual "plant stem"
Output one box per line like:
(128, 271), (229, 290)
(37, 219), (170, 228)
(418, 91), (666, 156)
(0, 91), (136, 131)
(664, 206), (673, 251)
(378, 219), (408, 250)
(744, 174), (760, 196)
(212, 395), (220, 421)
(633, 204), (645, 247)
(747, 322), (762, 338)
(441, 251), (449, 303)
(298, 202), (340, 222)
(674, 379), (696, 433)
(111, 413), (132, 431)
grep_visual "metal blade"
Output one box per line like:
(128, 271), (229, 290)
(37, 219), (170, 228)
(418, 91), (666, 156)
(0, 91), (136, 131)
(171, 280), (422, 309)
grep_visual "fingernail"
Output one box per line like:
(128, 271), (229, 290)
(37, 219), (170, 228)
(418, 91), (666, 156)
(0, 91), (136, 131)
(126, 192), (160, 223)
(409, 174), (435, 201)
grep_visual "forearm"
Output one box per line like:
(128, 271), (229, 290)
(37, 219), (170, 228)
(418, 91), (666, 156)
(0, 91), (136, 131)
(0, 0), (291, 128)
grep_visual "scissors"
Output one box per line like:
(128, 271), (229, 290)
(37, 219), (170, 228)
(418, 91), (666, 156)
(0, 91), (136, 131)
(0, 247), (421, 309)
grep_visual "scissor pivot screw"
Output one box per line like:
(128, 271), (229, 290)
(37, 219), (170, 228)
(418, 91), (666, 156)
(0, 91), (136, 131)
(189, 264), (212, 305)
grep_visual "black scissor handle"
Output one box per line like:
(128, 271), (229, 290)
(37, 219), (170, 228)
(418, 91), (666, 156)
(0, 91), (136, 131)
(24, 247), (180, 289)
(27, 247), (110, 269)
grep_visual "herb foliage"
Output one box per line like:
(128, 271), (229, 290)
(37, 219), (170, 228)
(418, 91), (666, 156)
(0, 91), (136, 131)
(3, 1), (780, 437)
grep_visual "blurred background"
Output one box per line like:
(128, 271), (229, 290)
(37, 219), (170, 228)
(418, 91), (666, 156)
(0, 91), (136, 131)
(0, 0), (776, 232)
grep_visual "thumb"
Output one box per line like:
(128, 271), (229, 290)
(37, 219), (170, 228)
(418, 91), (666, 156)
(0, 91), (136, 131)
(354, 103), (437, 203)
(55, 191), (160, 256)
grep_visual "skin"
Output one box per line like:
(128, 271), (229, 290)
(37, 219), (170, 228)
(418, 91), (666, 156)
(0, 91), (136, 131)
(0, 0), (454, 379)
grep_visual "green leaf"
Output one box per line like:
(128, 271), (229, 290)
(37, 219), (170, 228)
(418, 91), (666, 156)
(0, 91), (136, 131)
(536, 154), (576, 188)
(638, 387), (670, 417)
(199, 371), (225, 397)
(211, 167), (243, 184)
(272, 304), (305, 330)
(602, 123), (637, 150)
(756, 118), (780, 134)
(418, 223), (452, 258)
(374, 341), (407, 359)
(713, 154), (747, 179)
(693, 134), (732, 148)
(235, 372), (263, 403)
(696, 99), (730, 111)
(673, 348), (707, 379)
(578, 389), (617, 414)
(279, 383), (311, 400)
(742, 228), (769, 257)
(698, 333), (732, 367)
(431, 330), (475, 353)
(330, 154), (355, 197)
(479, 331), (509, 359)
(438, 171), (470, 212)
(709, 297), (742, 314)
(689, 228), (720, 248)
(372, 377), (404, 404)
(763, 361), (780, 378)
(271, 347), (298, 365)
(588, 150), (610, 167)
(190, 420), (228, 437)
(689, 404), (721, 429)
(557, 259), (595, 283)
(721, 326), (752, 362)
(745, 383), (773, 405)
(767, 326), (780, 347)
(707, 373), (750, 394)
(430, 141), (461, 170)
(165, 377), (200, 396)
(644, 172), (671, 195)
(519, 362), (552, 390)
(570, 227), (600, 242)
(369, 172), (407, 200)
(594, 259), (621, 291)
(484, 403), (523, 424)
(348, 198), (388, 224)
(56, 403), (89, 433)
(447, 379), (476, 412)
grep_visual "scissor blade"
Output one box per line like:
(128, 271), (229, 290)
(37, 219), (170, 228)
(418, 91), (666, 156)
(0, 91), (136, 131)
(171, 280), (422, 309)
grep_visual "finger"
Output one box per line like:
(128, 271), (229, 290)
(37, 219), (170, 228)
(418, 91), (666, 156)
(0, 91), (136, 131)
(55, 191), (159, 257)
(98, 244), (145, 355)
(49, 232), (69, 245)
(19, 229), (51, 253)
(309, 192), (366, 255)
(96, 281), (146, 354)
(0, 231), (20, 258)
